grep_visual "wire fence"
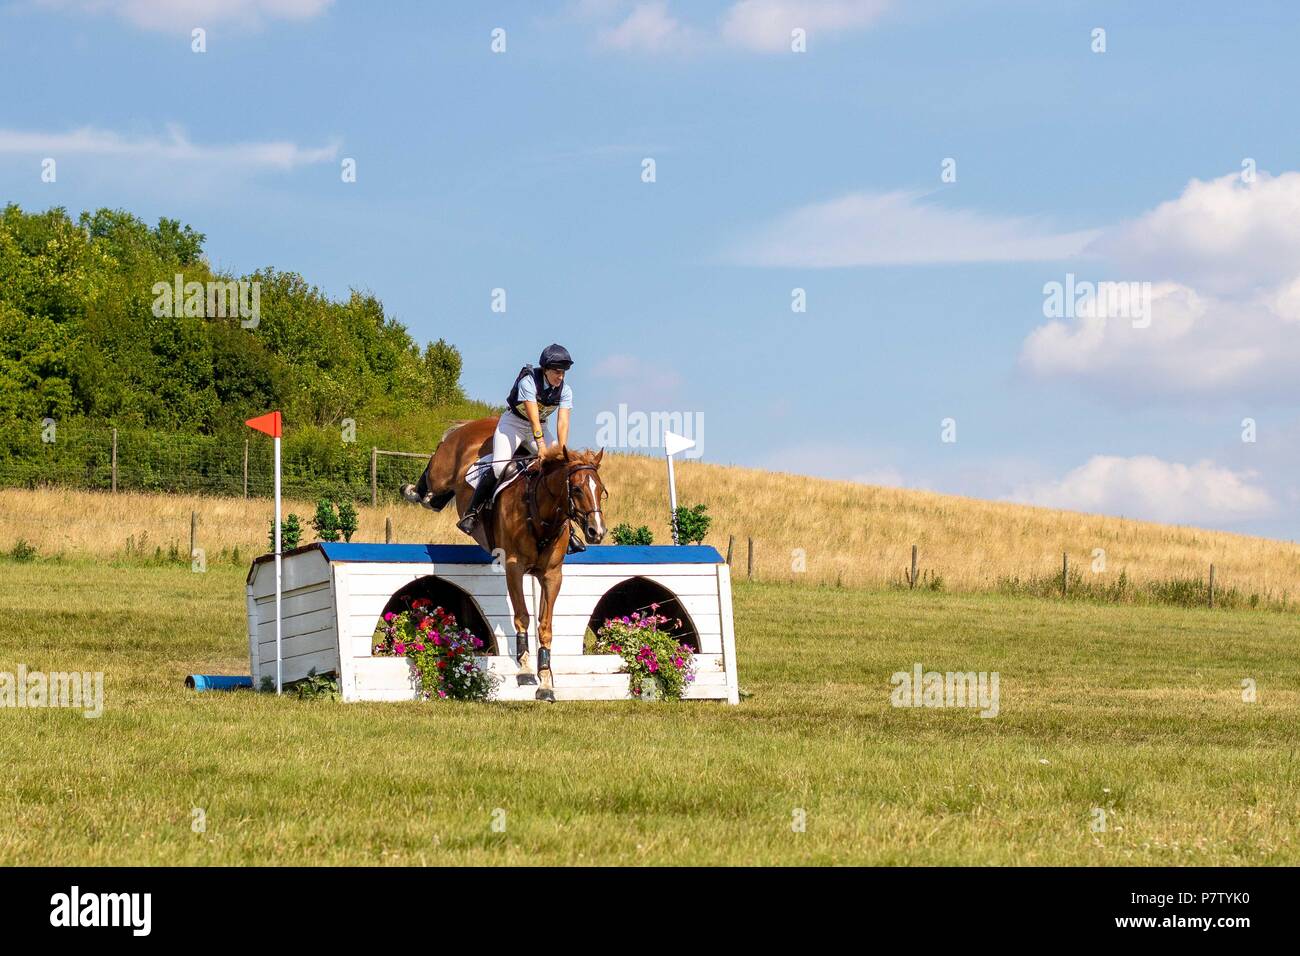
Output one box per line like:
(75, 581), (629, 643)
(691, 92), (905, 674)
(0, 425), (433, 504)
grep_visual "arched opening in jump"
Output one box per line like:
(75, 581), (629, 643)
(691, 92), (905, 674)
(375, 575), (498, 654)
(585, 576), (700, 652)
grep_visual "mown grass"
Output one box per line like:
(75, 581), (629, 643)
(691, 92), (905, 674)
(0, 559), (1296, 865)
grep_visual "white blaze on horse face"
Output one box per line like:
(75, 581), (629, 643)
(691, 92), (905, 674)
(586, 475), (605, 541)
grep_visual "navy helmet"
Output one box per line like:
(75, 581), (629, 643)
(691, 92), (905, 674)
(539, 343), (574, 370)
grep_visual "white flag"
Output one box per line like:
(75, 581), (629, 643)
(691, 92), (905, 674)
(664, 430), (696, 457)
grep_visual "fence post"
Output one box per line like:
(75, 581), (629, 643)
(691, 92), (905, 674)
(726, 534), (734, 566)
(385, 516), (393, 544)
(243, 439), (249, 499)
(1062, 552), (1068, 598)
(111, 428), (118, 493)
(190, 510), (197, 560)
(910, 544), (918, 589)
(371, 446), (378, 507)
(747, 537), (754, 581)
(1209, 563), (1216, 609)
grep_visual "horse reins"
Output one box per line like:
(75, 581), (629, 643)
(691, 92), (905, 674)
(525, 462), (602, 550)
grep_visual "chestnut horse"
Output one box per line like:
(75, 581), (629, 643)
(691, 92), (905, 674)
(401, 417), (607, 700)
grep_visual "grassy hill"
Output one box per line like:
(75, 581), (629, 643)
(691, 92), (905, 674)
(3, 451), (1299, 605)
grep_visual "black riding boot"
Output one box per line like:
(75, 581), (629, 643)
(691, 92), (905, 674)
(567, 527), (586, 553)
(456, 471), (498, 535)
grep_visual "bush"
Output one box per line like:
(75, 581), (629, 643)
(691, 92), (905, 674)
(312, 498), (340, 541)
(268, 513), (302, 551)
(673, 503), (711, 545)
(9, 539), (38, 562)
(612, 523), (653, 546)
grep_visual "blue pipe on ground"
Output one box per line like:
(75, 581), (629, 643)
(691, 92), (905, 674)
(185, 675), (254, 691)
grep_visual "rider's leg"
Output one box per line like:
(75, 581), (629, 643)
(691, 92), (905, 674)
(457, 419), (522, 534)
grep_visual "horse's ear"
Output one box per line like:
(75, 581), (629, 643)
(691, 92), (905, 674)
(562, 445), (570, 461)
(595, 447), (604, 465)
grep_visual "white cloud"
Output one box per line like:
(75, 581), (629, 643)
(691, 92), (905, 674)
(597, 2), (698, 54)
(593, 0), (892, 55)
(592, 352), (681, 387)
(39, 0), (333, 33)
(721, 0), (891, 52)
(1020, 171), (1300, 398)
(1087, 171), (1300, 297)
(0, 125), (338, 170)
(728, 190), (1099, 267)
(1008, 455), (1273, 524)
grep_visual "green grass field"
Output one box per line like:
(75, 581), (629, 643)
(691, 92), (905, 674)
(1, 558), (1296, 865)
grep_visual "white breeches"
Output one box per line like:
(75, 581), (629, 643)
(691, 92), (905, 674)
(492, 412), (550, 479)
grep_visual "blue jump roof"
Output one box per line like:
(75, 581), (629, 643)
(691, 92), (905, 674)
(252, 542), (724, 568)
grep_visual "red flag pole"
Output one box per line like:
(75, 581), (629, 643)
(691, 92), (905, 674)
(273, 428), (282, 694)
(246, 412), (284, 694)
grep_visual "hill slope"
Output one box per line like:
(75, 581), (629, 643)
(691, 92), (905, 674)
(3, 452), (1297, 602)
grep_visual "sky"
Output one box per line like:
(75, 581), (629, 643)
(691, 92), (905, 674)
(3, 0), (1300, 539)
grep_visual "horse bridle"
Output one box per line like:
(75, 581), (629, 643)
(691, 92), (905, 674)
(526, 462), (604, 549)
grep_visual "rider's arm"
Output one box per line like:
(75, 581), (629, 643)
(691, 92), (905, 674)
(524, 401), (546, 451)
(555, 408), (570, 450)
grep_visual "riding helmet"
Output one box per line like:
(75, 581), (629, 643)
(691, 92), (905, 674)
(539, 343), (574, 370)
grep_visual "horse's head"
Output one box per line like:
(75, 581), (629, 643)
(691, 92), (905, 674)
(543, 446), (607, 544)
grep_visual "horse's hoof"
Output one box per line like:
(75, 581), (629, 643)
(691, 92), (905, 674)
(536, 689), (556, 703)
(400, 484), (420, 503)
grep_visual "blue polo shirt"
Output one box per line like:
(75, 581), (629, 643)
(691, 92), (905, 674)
(515, 373), (573, 421)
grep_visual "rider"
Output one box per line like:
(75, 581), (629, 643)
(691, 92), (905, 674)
(457, 344), (585, 552)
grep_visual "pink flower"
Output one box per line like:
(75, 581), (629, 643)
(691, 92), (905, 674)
(394, 642), (406, 655)
(432, 634), (441, 645)
(414, 643), (425, 652)
(383, 612), (395, 622)
(438, 688), (447, 698)
(650, 602), (659, 611)
(673, 657), (684, 668)
(610, 644), (621, 653)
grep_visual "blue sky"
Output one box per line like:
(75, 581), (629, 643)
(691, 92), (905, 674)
(4, 1), (1300, 538)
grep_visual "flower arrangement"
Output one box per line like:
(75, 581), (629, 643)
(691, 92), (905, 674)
(594, 603), (695, 701)
(373, 599), (498, 701)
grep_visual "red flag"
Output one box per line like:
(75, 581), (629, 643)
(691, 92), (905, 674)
(245, 411), (282, 438)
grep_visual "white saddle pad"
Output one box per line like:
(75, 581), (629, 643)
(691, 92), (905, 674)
(465, 454), (527, 503)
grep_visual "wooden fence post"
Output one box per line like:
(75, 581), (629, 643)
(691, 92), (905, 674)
(370, 446), (378, 507)
(111, 428), (118, 493)
(190, 510), (197, 560)
(747, 537), (754, 580)
(726, 534), (734, 566)
(385, 516), (393, 544)
(1209, 564), (1216, 609)
(910, 544), (918, 589)
(1062, 552), (1068, 598)
(243, 439), (249, 499)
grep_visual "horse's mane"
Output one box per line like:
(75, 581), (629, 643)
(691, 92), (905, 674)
(538, 445), (602, 470)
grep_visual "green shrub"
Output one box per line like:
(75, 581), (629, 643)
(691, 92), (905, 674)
(268, 513), (302, 551)
(612, 523), (653, 546)
(673, 503), (711, 545)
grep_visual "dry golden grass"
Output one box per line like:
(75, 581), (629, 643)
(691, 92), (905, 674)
(2, 452), (1298, 597)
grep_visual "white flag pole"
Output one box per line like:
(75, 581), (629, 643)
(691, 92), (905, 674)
(666, 450), (679, 545)
(274, 431), (282, 695)
(662, 430), (696, 546)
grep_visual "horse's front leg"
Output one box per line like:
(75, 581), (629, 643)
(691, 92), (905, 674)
(534, 566), (562, 702)
(505, 560), (531, 672)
